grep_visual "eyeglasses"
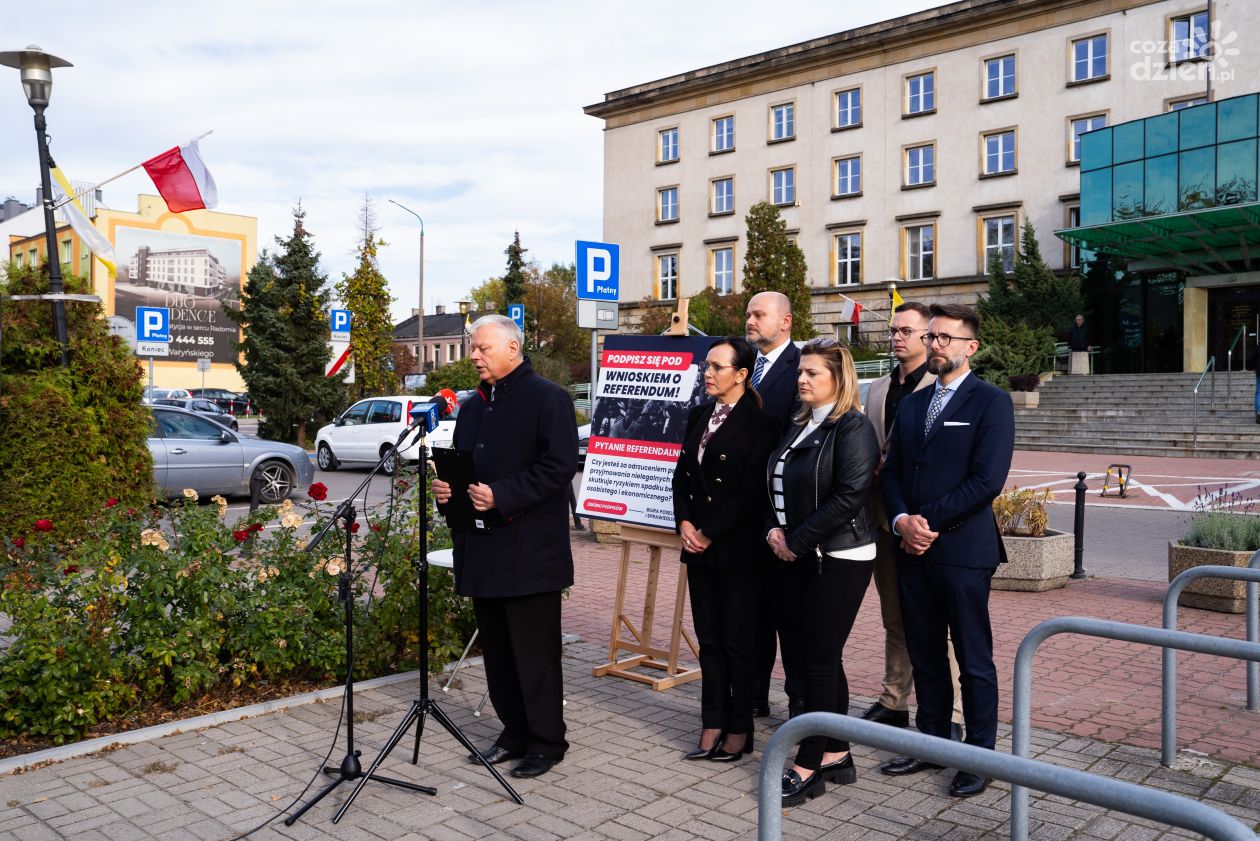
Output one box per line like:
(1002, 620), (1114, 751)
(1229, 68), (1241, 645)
(886, 327), (927, 339)
(704, 362), (740, 373)
(921, 332), (977, 348)
(803, 337), (841, 350)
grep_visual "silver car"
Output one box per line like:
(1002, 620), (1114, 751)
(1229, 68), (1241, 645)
(148, 406), (314, 504)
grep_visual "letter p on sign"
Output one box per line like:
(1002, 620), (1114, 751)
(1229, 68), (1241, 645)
(575, 240), (619, 302)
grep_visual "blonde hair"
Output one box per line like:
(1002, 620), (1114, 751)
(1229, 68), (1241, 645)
(791, 338), (862, 425)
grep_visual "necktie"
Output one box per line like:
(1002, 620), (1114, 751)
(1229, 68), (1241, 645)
(751, 356), (768, 388)
(924, 385), (948, 435)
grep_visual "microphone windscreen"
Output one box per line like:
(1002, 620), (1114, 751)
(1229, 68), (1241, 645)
(408, 402), (441, 433)
(434, 388), (458, 416)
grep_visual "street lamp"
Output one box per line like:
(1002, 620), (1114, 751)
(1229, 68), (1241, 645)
(388, 199), (425, 371)
(0, 44), (73, 366)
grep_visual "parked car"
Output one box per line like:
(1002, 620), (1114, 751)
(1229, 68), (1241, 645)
(424, 389), (475, 453)
(577, 423), (590, 468)
(314, 395), (433, 474)
(142, 386), (193, 404)
(154, 397), (240, 431)
(148, 406), (313, 504)
(189, 388), (251, 416)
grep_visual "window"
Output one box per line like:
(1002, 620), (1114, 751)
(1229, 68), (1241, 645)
(712, 115), (734, 153)
(14, 252), (23, 268)
(1172, 11), (1209, 62)
(368, 400), (401, 424)
(904, 224), (935, 281)
(1169, 96), (1208, 111)
(711, 177), (734, 214)
(1071, 34), (1108, 82)
(905, 144), (935, 186)
(771, 167), (795, 205)
(984, 55), (1016, 99)
(833, 156), (861, 197)
(1066, 206), (1082, 268)
(835, 87), (861, 128)
(906, 72), (935, 115)
(658, 127), (679, 164)
(835, 323), (857, 344)
(711, 247), (734, 294)
(1069, 114), (1107, 162)
(983, 214), (1017, 273)
(983, 130), (1016, 175)
(657, 186), (678, 222)
(657, 254), (678, 300)
(833, 232), (861, 285)
(60, 239), (72, 264)
(770, 102), (795, 141)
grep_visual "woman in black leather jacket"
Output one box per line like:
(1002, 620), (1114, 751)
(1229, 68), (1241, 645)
(764, 337), (879, 807)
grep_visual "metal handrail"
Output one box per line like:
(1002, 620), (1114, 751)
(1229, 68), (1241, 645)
(1226, 324), (1246, 372)
(758, 713), (1256, 841)
(1010, 616), (1260, 841)
(1192, 355), (1216, 449)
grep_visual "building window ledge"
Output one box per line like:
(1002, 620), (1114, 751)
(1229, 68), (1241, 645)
(980, 92), (1019, 105)
(901, 182), (936, 191)
(902, 108), (937, 120)
(979, 170), (1017, 180)
(1066, 74), (1110, 88)
(655, 218), (680, 226)
(831, 123), (862, 133)
(831, 192), (862, 201)
(767, 136), (797, 145)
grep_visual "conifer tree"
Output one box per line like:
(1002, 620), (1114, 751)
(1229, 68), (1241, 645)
(741, 201), (814, 339)
(501, 232), (537, 343)
(336, 195), (395, 398)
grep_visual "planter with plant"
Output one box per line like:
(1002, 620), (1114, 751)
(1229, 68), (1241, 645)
(1168, 487), (1260, 613)
(1008, 373), (1041, 408)
(991, 486), (1074, 591)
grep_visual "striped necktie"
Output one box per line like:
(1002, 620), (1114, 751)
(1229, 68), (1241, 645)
(751, 355), (768, 388)
(924, 385), (948, 435)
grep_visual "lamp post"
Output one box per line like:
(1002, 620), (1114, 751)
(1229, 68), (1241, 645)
(1, 45), (73, 367)
(457, 300), (471, 359)
(388, 200), (424, 372)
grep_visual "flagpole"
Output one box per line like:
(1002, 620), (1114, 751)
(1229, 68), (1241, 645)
(51, 130), (214, 210)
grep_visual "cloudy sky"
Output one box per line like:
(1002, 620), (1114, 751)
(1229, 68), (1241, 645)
(1, 0), (938, 323)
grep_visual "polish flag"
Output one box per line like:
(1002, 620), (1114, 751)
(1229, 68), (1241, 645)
(141, 140), (218, 212)
(840, 298), (862, 324)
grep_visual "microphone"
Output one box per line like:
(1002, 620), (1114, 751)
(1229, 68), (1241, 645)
(406, 390), (458, 437)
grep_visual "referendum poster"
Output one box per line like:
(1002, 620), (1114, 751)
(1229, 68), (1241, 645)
(577, 334), (714, 530)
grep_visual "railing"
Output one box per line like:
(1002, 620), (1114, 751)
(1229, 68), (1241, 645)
(1226, 324), (1246, 372)
(1192, 355), (1216, 449)
(853, 357), (892, 378)
(1010, 616), (1260, 841)
(569, 382), (592, 413)
(758, 713), (1257, 841)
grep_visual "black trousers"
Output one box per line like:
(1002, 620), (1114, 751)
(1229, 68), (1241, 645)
(472, 591), (568, 759)
(898, 561), (998, 750)
(775, 558), (873, 770)
(687, 563), (759, 734)
(754, 553), (800, 708)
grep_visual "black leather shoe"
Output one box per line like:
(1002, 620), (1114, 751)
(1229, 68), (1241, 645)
(860, 702), (910, 727)
(510, 753), (561, 778)
(710, 732), (753, 763)
(468, 744), (523, 765)
(787, 700), (805, 719)
(819, 753), (857, 785)
(949, 770), (989, 797)
(752, 705), (771, 718)
(781, 768), (826, 807)
(880, 755), (943, 776)
(683, 733), (723, 761)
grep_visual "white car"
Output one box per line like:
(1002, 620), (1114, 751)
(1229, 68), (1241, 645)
(315, 395), (452, 474)
(142, 386), (193, 404)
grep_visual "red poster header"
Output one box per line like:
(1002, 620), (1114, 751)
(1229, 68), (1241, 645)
(600, 350), (693, 371)
(588, 436), (682, 462)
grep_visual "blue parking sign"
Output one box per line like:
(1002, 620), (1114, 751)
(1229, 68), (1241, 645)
(136, 306), (170, 342)
(576, 241), (619, 301)
(330, 308), (351, 338)
(508, 303), (525, 331)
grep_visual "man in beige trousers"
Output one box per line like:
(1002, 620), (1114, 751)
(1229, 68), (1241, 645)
(861, 300), (963, 739)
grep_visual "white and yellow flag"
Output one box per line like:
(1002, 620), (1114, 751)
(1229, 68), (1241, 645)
(49, 166), (116, 276)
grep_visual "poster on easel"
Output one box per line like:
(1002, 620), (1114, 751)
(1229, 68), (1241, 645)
(577, 333), (715, 529)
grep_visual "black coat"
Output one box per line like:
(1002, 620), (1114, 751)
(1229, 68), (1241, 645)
(755, 342), (802, 434)
(451, 359), (578, 598)
(672, 392), (778, 572)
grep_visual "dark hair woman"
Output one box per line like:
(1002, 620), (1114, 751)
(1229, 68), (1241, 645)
(764, 338), (880, 806)
(673, 336), (779, 763)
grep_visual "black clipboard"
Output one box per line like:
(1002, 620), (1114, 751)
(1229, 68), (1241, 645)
(431, 447), (500, 532)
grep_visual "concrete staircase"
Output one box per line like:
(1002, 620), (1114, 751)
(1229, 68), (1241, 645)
(1015, 371), (1259, 459)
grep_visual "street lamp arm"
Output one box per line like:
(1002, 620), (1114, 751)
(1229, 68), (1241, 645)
(388, 199), (424, 235)
(388, 199), (425, 378)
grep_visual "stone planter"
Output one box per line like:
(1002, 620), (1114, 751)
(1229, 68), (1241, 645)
(1167, 542), (1255, 613)
(1010, 391), (1039, 408)
(592, 519), (622, 545)
(993, 529), (1074, 591)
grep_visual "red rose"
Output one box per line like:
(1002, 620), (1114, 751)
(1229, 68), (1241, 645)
(232, 529), (250, 543)
(396, 479), (410, 492)
(34, 519), (54, 532)
(249, 522), (264, 533)
(369, 523), (382, 533)
(105, 498), (119, 508)
(63, 565), (79, 575)
(308, 482), (328, 501)
(347, 521), (361, 534)
(11, 538), (24, 548)
(127, 508), (138, 518)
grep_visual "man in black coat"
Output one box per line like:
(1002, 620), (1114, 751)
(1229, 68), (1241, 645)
(744, 291), (803, 719)
(433, 314), (578, 779)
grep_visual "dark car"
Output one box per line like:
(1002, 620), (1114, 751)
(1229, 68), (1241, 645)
(154, 397), (240, 431)
(189, 388), (251, 416)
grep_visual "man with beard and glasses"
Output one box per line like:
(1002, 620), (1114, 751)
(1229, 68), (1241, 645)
(878, 303), (1014, 799)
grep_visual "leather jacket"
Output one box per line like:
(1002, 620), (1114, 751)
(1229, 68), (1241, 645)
(765, 408), (880, 563)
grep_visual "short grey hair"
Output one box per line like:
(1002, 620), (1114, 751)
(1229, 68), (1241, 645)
(471, 313), (524, 349)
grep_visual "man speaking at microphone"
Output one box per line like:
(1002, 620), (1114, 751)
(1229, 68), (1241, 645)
(432, 314), (578, 779)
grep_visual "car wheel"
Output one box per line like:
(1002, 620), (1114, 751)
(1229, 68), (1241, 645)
(380, 445), (399, 476)
(230, 420), (239, 432)
(317, 442), (338, 471)
(254, 460), (295, 504)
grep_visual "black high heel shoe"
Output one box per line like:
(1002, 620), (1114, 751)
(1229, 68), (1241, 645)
(781, 768), (826, 806)
(709, 732), (753, 762)
(683, 731), (724, 761)
(819, 752), (857, 784)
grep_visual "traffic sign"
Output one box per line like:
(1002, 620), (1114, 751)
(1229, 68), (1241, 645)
(330, 308), (351, 341)
(577, 299), (618, 330)
(576, 241), (619, 302)
(196, 357), (212, 373)
(136, 306), (170, 342)
(137, 341), (170, 357)
(107, 316), (137, 351)
(508, 303), (525, 331)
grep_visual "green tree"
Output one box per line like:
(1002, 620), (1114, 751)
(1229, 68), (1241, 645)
(978, 219), (1083, 338)
(741, 201), (814, 339)
(469, 260), (585, 375)
(336, 195), (395, 399)
(972, 314), (1055, 389)
(469, 277), (505, 314)
(502, 232), (536, 342)
(424, 357), (480, 392)
(224, 205), (344, 445)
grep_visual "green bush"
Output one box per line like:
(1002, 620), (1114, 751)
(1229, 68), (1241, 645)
(0, 266), (153, 543)
(1182, 486), (1260, 551)
(972, 314), (1055, 390)
(424, 357), (480, 392)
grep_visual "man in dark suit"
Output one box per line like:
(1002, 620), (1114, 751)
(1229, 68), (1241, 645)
(879, 303), (1014, 798)
(744, 291), (803, 718)
(433, 314), (578, 779)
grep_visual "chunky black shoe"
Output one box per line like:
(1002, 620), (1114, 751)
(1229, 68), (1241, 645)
(781, 768), (826, 807)
(710, 732), (753, 763)
(819, 752), (857, 785)
(859, 702), (910, 727)
(510, 753), (561, 778)
(468, 744), (524, 765)
(949, 770), (990, 797)
(880, 755), (943, 776)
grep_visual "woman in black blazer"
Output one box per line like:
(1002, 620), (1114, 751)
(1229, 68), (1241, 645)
(765, 338), (880, 806)
(673, 337), (778, 763)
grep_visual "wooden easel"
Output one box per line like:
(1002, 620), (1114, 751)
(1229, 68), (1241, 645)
(591, 524), (701, 690)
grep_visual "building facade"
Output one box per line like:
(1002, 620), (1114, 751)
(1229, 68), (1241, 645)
(585, 0), (1259, 363)
(391, 308), (470, 374)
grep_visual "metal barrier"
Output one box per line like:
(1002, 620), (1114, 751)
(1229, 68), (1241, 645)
(1192, 356), (1216, 449)
(569, 382), (592, 413)
(758, 713), (1256, 841)
(1011, 616), (1260, 841)
(1162, 559), (1260, 766)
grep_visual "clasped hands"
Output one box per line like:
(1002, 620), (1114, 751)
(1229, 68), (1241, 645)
(431, 478), (497, 511)
(678, 521), (711, 554)
(765, 528), (796, 562)
(897, 514), (938, 555)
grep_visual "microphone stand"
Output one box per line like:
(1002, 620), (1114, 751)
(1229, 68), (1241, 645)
(333, 417), (523, 824)
(284, 424), (437, 827)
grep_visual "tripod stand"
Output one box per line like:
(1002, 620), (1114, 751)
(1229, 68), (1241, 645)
(284, 429), (438, 827)
(332, 421), (523, 824)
